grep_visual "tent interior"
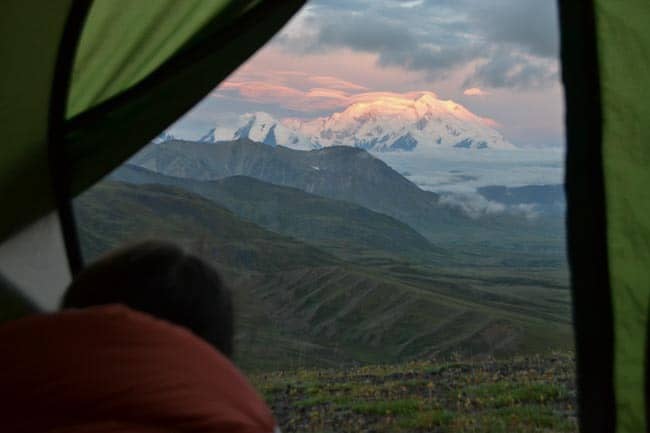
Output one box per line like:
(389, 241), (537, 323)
(0, 1), (648, 432)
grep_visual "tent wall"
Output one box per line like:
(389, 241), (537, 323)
(0, 0), (305, 251)
(0, 1), (73, 243)
(0, 273), (39, 324)
(64, 0), (306, 204)
(595, 1), (650, 432)
(563, 0), (650, 431)
(0, 0), (305, 328)
(0, 213), (71, 310)
(67, 0), (231, 118)
(8, 0), (648, 430)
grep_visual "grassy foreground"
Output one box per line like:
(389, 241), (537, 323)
(251, 352), (576, 433)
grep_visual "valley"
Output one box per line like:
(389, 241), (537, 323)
(76, 136), (572, 371)
(129, 139), (566, 264)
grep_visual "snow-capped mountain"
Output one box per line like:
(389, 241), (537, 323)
(199, 92), (515, 152)
(199, 112), (317, 151)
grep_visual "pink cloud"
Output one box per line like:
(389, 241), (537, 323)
(347, 91), (437, 104)
(463, 87), (491, 96)
(304, 88), (350, 100)
(216, 80), (353, 111)
(196, 27), (563, 146)
(220, 81), (304, 100)
(236, 45), (428, 93)
(214, 82), (499, 128)
(226, 68), (368, 93)
(213, 49), (503, 129)
(308, 76), (368, 90)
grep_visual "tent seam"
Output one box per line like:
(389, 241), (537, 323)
(559, 0), (615, 432)
(47, 0), (94, 275)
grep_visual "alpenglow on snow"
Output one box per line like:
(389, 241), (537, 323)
(198, 92), (515, 152)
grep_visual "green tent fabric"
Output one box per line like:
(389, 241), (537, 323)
(561, 1), (650, 432)
(0, 0), (305, 257)
(67, 0), (231, 118)
(596, 1), (650, 432)
(64, 1), (306, 216)
(0, 0), (74, 252)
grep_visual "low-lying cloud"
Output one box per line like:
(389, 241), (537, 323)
(439, 192), (542, 220)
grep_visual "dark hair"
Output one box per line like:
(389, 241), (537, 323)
(62, 241), (233, 357)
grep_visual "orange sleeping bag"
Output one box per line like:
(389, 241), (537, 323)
(0, 305), (276, 433)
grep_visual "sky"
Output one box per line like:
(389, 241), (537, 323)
(170, 0), (565, 148)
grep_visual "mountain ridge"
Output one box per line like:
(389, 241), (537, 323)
(75, 181), (339, 271)
(128, 139), (458, 234)
(129, 138), (566, 262)
(111, 164), (445, 262)
(198, 92), (514, 152)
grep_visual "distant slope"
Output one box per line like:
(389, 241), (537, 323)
(74, 181), (573, 370)
(74, 181), (338, 271)
(130, 138), (565, 259)
(112, 164), (443, 262)
(130, 139), (440, 214)
(130, 139), (466, 233)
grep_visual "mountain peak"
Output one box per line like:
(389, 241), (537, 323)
(297, 93), (514, 151)
(197, 92), (515, 152)
(414, 92), (439, 105)
(200, 113), (318, 150)
(243, 111), (276, 123)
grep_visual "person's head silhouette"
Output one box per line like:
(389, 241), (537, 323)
(62, 240), (233, 356)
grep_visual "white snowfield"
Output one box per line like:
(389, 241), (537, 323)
(197, 92), (516, 152)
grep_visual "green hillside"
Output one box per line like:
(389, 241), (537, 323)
(74, 181), (338, 271)
(112, 164), (444, 262)
(233, 265), (573, 371)
(75, 181), (573, 371)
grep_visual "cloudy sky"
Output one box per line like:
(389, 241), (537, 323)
(171, 0), (565, 148)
